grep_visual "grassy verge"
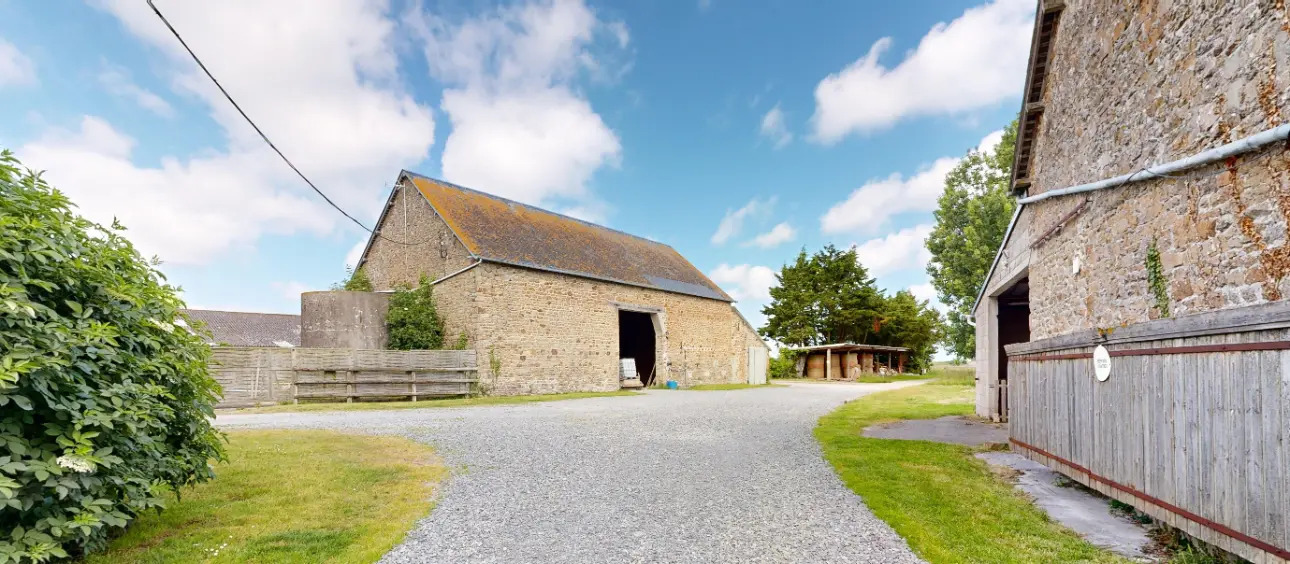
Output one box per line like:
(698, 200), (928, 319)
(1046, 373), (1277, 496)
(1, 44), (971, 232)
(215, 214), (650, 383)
(850, 373), (930, 383)
(223, 390), (639, 415)
(86, 430), (445, 564)
(685, 383), (785, 391)
(815, 379), (1123, 563)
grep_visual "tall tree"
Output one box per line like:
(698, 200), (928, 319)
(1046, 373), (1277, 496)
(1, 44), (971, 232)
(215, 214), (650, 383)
(760, 245), (883, 346)
(925, 121), (1018, 360)
(873, 290), (944, 372)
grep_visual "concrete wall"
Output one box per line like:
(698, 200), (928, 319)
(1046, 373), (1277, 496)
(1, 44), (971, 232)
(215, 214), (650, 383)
(467, 262), (763, 395)
(1024, 0), (1290, 341)
(300, 291), (390, 349)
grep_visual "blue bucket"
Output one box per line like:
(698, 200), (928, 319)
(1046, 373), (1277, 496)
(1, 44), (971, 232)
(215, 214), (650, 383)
(665, 380), (679, 390)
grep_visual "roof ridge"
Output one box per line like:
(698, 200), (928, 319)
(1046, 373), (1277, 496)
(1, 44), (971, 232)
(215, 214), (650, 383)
(181, 308), (300, 317)
(400, 170), (675, 250)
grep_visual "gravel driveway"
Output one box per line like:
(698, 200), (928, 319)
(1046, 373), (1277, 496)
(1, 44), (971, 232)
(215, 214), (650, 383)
(216, 381), (926, 564)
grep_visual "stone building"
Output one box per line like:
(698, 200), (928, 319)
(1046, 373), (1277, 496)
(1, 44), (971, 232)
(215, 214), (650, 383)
(975, 0), (1290, 419)
(355, 171), (768, 395)
(974, 1), (1290, 560)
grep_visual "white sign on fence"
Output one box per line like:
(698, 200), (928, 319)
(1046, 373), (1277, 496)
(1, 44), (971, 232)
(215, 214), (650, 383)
(1093, 345), (1111, 382)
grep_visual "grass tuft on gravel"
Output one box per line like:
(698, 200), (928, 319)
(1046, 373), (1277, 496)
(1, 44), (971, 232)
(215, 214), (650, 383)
(85, 430), (445, 564)
(815, 373), (1124, 564)
(223, 391), (639, 415)
(685, 383), (785, 391)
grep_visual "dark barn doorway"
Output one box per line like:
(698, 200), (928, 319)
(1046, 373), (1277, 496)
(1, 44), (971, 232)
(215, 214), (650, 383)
(996, 277), (1030, 419)
(618, 310), (657, 386)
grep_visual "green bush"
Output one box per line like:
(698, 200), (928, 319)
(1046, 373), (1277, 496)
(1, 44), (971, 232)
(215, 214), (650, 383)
(0, 150), (224, 562)
(386, 275), (444, 350)
(768, 350), (802, 379)
(332, 266), (373, 292)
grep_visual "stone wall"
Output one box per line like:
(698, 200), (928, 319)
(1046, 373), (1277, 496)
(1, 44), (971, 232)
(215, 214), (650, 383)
(360, 179), (478, 290)
(1024, 0), (1290, 340)
(467, 262), (763, 395)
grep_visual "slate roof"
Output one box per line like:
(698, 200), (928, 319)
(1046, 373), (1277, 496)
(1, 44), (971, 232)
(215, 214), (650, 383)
(396, 172), (733, 302)
(180, 309), (300, 347)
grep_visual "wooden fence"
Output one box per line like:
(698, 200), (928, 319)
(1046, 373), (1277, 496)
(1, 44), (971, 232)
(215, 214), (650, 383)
(1006, 302), (1290, 563)
(211, 347), (478, 408)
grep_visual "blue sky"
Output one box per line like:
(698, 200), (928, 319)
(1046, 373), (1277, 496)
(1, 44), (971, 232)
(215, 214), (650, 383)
(0, 0), (1033, 335)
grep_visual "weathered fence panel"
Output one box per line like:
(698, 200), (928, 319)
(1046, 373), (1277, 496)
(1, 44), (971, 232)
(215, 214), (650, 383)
(211, 347), (477, 408)
(1006, 302), (1290, 563)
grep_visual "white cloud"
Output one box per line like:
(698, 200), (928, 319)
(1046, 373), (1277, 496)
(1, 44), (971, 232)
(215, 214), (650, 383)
(0, 38), (36, 87)
(810, 0), (1033, 142)
(712, 197), (774, 245)
(98, 64), (174, 117)
(344, 237), (368, 269)
(908, 281), (949, 314)
(438, 88), (619, 205)
(407, 0), (626, 211)
(909, 282), (937, 303)
(977, 128), (1005, 154)
(19, 116), (332, 264)
(821, 158), (957, 235)
(747, 222), (795, 248)
(709, 263), (776, 302)
(97, 0), (435, 214)
(821, 128), (1003, 235)
(42, 0), (439, 264)
(759, 103), (792, 149)
(271, 281), (314, 302)
(852, 224), (933, 276)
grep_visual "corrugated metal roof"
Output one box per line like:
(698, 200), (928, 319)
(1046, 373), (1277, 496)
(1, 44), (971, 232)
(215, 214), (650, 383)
(180, 309), (300, 347)
(404, 172), (732, 302)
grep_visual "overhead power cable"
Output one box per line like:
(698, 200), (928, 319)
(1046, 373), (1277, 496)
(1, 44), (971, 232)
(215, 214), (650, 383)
(146, 0), (425, 246)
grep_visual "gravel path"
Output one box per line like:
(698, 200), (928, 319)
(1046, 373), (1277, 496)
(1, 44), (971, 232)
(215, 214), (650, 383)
(216, 381), (927, 563)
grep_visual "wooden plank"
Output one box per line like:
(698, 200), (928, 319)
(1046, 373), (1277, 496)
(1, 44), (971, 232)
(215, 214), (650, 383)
(1274, 348), (1284, 552)
(1246, 350), (1266, 547)
(1006, 300), (1290, 356)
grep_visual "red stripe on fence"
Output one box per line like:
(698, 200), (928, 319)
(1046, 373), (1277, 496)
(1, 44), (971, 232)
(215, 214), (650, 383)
(1009, 438), (1290, 560)
(1011, 340), (1290, 362)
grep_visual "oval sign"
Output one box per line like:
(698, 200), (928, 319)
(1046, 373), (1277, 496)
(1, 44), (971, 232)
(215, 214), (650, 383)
(1093, 345), (1111, 382)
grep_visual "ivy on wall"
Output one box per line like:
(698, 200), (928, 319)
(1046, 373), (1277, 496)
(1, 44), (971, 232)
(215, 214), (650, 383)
(1146, 238), (1171, 318)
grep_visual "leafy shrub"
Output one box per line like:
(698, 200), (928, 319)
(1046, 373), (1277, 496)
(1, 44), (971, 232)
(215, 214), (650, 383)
(0, 151), (224, 562)
(386, 275), (444, 350)
(331, 266), (373, 292)
(450, 332), (469, 350)
(768, 350), (802, 379)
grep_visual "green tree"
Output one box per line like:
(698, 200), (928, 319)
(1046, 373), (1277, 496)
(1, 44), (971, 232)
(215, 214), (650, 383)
(333, 265), (373, 292)
(925, 120), (1018, 360)
(386, 274), (444, 350)
(872, 290), (944, 372)
(760, 245), (884, 346)
(0, 150), (224, 561)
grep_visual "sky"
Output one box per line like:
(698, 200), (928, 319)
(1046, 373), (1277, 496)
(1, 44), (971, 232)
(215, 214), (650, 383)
(0, 0), (1032, 342)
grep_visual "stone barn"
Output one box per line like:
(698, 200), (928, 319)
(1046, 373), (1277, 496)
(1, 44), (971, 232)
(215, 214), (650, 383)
(974, 1), (1290, 560)
(355, 171), (768, 395)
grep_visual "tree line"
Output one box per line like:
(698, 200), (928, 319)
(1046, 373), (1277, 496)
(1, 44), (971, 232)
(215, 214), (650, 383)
(760, 120), (1017, 367)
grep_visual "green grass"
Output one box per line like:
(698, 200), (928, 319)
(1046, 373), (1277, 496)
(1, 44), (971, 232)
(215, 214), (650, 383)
(815, 380), (1124, 564)
(685, 383), (785, 391)
(850, 373), (930, 383)
(86, 430), (446, 564)
(224, 390), (639, 415)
